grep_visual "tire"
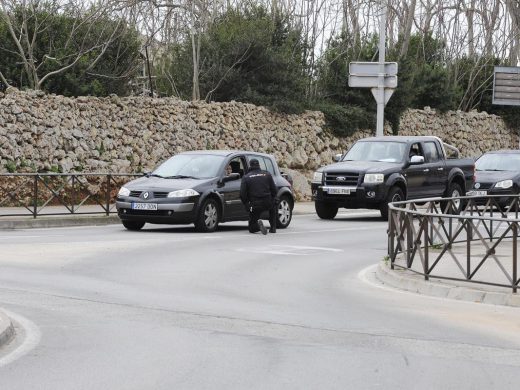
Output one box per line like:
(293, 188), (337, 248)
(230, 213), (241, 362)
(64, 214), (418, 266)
(441, 182), (463, 214)
(315, 201), (338, 220)
(380, 186), (404, 221)
(122, 220), (145, 231)
(276, 196), (293, 229)
(195, 198), (220, 232)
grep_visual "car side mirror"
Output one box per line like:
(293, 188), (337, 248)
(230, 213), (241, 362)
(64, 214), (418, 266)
(410, 155), (424, 165)
(222, 173), (240, 183)
(334, 154), (343, 162)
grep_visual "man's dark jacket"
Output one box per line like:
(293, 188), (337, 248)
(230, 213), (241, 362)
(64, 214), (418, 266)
(240, 168), (277, 208)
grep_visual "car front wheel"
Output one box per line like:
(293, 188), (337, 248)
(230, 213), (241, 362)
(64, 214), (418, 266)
(122, 221), (145, 231)
(276, 196), (292, 229)
(195, 198), (220, 232)
(315, 201), (338, 220)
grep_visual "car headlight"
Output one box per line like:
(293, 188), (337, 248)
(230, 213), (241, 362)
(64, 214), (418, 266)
(167, 189), (199, 198)
(364, 173), (384, 184)
(118, 187), (130, 197)
(312, 171), (323, 183)
(495, 180), (513, 189)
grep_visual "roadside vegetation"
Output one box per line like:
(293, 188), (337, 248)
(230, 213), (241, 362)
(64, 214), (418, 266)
(1, 0), (519, 135)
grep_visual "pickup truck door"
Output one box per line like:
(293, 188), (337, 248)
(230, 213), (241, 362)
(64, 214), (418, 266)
(422, 141), (448, 196)
(404, 143), (433, 199)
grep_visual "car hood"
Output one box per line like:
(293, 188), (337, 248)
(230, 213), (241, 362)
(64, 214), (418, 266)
(475, 171), (520, 183)
(123, 176), (216, 191)
(320, 160), (402, 174)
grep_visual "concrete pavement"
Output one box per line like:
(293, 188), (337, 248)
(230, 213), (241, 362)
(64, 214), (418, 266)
(0, 309), (14, 351)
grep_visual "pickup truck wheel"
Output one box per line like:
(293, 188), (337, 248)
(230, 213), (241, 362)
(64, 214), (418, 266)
(122, 221), (145, 231)
(276, 196), (292, 228)
(380, 187), (404, 221)
(315, 201), (338, 220)
(441, 183), (463, 214)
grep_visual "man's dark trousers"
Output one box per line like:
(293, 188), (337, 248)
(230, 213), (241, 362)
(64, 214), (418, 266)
(248, 198), (277, 233)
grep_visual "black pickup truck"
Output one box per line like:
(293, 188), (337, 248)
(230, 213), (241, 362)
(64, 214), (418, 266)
(311, 136), (475, 220)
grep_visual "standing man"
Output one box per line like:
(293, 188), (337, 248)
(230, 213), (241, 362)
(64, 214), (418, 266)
(240, 158), (278, 235)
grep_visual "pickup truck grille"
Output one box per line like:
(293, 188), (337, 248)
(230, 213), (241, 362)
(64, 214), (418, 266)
(325, 172), (359, 186)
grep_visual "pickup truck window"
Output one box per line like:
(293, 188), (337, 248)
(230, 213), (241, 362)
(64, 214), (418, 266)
(423, 142), (440, 162)
(344, 141), (406, 163)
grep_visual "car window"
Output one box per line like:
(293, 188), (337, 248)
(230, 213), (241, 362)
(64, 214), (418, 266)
(227, 156), (246, 177)
(345, 141), (406, 162)
(263, 157), (276, 175)
(409, 143), (423, 159)
(153, 154), (225, 179)
(476, 153), (520, 171)
(423, 142), (440, 162)
(246, 155), (270, 172)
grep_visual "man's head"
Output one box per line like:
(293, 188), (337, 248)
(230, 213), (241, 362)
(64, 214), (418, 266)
(249, 159), (260, 171)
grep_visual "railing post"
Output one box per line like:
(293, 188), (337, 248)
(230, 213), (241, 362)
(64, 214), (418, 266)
(513, 222), (518, 294)
(389, 208), (395, 269)
(33, 174), (38, 218)
(406, 214), (413, 268)
(106, 174), (111, 216)
(71, 175), (76, 214)
(466, 220), (472, 280)
(424, 216), (429, 280)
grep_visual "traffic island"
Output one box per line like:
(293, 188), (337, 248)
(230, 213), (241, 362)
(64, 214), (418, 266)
(0, 309), (15, 349)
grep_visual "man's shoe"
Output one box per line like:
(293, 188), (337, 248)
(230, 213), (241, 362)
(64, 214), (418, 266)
(257, 220), (268, 235)
(269, 228), (276, 233)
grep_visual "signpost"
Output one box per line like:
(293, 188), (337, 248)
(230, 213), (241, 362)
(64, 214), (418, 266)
(348, 1), (396, 137)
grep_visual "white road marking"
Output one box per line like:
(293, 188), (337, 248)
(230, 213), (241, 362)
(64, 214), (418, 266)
(236, 244), (343, 256)
(0, 310), (41, 367)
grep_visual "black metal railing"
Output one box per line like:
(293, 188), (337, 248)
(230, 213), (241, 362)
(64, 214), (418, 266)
(388, 194), (520, 293)
(0, 173), (141, 218)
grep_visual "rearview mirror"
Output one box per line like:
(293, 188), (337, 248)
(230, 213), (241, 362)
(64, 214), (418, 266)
(334, 154), (343, 162)
(222, 173), (240, 183)
(410, 155), (424, 165)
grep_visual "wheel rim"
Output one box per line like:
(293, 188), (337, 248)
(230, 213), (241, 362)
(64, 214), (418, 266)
(451, 189), (461, 210)
(204, 203), (218, 229)
(278, 199), (291, 225)
(391, 193), (402, 203)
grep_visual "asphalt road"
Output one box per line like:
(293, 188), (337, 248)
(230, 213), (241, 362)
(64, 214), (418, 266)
(1, 211), (520, 389)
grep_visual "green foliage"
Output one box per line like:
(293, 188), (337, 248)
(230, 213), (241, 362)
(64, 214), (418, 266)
(312, 101), (375, 136)
(0, 6), (141, 96)
(4, 161), (16, 173)
(156, 6), (309, 113)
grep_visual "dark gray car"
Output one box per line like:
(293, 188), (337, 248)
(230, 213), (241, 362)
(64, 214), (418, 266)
(116, 150), (294, 232)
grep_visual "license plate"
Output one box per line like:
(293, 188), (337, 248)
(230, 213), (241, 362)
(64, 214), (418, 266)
(467, 190), (487, 196)
(327, 187), (351, 195)
(132, 203), (158, 210)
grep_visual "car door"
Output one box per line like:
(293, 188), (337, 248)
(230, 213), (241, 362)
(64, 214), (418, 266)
(220, 155), (247, 219)
(422, 141), (447, 196)
(405, 143), (430, 199)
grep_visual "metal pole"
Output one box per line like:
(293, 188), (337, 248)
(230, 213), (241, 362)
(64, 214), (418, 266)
(376, 0), (387, 137)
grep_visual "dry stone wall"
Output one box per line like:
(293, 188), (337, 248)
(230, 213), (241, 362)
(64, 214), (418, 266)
(0, 89), (517, 200)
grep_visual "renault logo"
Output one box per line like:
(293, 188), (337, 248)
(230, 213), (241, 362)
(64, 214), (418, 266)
(475, 183), (480, 189)
(143, 191), (149, 199)
(337, 176), (346, 181)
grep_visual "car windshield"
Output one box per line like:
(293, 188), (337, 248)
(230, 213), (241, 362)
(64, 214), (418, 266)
(476, 153), (520, 171)
(152, 154), (226, 179)
(343, 141), (406, 163)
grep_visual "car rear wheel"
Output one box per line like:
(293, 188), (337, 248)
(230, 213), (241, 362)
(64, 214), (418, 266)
(276, 196), (292, 229)
(122, 221), (145, 231)
(441, 182), (463, 214)
(315, 201), (338, 220)
(195, 198), (220, 232)
(380, 186), (404, 221)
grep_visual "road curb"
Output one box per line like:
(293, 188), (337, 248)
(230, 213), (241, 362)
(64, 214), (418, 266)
(0, 215), (120, 230)
(0, 309), (15, 349)
(375, 261), (520, 308)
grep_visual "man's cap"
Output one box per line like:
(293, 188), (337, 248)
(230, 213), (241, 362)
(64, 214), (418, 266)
(249, 159), (260, 169)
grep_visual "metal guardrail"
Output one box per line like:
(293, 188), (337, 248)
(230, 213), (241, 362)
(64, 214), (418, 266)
(0, 173), (141, 218)
(388, 194), (520, 293)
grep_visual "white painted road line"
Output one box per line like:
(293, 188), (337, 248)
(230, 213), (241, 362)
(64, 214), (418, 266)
(0, 310), (41, 367)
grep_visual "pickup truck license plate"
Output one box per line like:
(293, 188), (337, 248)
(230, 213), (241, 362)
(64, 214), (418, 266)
(327, 187), (351, 195)
(132, 202), (158, 210)
(467, 190), (487, 196)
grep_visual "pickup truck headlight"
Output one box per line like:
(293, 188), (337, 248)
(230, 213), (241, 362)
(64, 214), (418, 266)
(118, 187), (130, 197)
(167, 189), (199, 198)
(312, 171), (323, 183)
(495, 180), (513, 189)
(364, 173), (384, 184)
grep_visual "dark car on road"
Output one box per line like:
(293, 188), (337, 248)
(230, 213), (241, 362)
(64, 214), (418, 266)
(467, 150), (520, 207)
(116, 150), (294, 232)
